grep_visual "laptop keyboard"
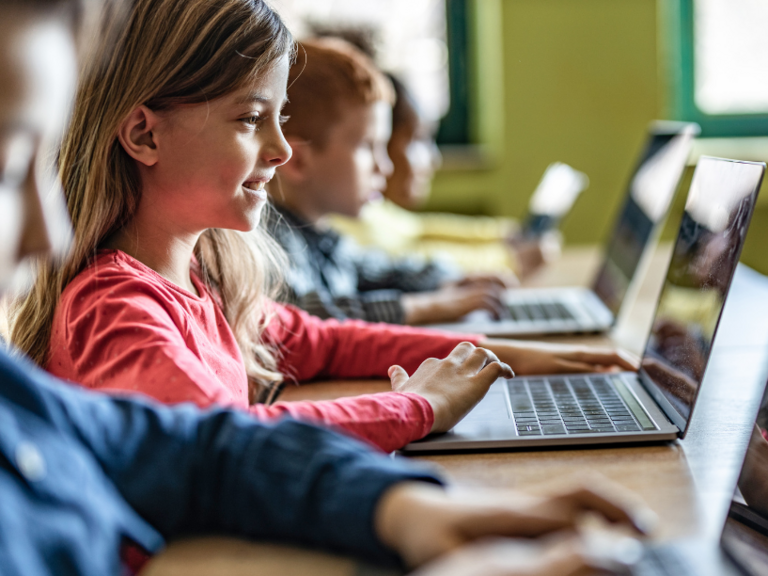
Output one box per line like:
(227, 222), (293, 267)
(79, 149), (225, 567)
(509, 376), (651, 436)
(507, 301), (576, 322)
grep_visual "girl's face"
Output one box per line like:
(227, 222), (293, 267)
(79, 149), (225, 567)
(138, 56), (293, 234)
(0, 9), (77, 295)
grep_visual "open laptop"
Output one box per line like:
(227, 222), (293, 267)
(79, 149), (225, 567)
(617, 381), (768, 576)
(519, 161), (589, 238)
(402, 156), (765, 453)
(428, 121), (700, 337)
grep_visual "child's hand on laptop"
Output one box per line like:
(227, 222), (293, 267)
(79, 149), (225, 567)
(375, 480), (654, 571)
(408, 533), (631, 576)
(401, 284), (509, 325)
(447, 272), (520, 290)
(480, 339), (640, 375)
(389, 341), (514, 433)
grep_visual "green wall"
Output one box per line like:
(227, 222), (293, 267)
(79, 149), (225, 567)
(427, 0), (662, 244)
(426, 0), (768, 275)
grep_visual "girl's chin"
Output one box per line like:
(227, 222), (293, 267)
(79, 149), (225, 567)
(238, 202), (267, 231)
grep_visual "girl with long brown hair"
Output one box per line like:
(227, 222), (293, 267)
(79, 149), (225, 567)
(11, 0), (634, 452)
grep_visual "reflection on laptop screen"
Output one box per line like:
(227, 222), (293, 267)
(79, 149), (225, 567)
(721, 384), (768, 575)
(593, 124), (698, 316)
(641, 157), (764, 426)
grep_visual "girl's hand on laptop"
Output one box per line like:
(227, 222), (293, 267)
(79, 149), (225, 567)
(389, 341), (514, 433)
(375, 480), (654, 570)
(479, 339), (639, 375)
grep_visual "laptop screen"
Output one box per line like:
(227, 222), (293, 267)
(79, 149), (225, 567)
(640, 157), (764, 431)
(592, 123), (699, 316)
(721, 383), (768, 575)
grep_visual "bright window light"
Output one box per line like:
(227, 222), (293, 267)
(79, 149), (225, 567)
(694, 0), (768, 115)
(270, 0), (449, 123)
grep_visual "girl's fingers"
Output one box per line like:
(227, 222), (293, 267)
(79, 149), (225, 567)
(388, 365), (409, 388)
(463, 346), (502, 372)
(477, 359), (515, 381)
(447, 341), (481, 363)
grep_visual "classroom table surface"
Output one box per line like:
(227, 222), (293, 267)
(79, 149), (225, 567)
(144, 244), (768, 575)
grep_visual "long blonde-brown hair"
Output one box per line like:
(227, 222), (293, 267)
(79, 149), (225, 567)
(11, 0), (293, 401)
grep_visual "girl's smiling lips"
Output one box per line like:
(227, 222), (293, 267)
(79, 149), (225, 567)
(242, 177), (271, 200)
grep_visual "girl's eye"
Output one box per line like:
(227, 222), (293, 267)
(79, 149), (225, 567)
(242, 114), (262, 126)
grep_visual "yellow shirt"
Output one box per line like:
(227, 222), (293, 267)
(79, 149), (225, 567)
(328, 200), (519, 274)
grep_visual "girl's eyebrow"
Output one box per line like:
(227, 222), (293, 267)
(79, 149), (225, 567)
(234, 93), (270, 105)
(233, 94), (289, 109)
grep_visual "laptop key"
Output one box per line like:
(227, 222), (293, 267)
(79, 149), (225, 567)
(554, 303), (574, 320)
(541, 425), (566, 435)
(615, 423), (641, 432)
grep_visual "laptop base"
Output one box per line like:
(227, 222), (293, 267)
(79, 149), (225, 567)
(424, 287), (615, 337)
(401, 373), (679, 453)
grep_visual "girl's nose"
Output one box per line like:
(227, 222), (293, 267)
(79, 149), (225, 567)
(263, 129), (293, 167)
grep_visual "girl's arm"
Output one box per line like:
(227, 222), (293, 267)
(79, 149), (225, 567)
(266, 303), (635, 382)
(250, 392), (434, 453)
(48, 276), (471, 452)
(266, 302), (484, 382)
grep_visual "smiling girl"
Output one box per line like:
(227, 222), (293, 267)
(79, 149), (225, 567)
(11, 0), (633, 453)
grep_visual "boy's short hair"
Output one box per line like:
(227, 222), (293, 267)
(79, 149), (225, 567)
(283, 37), (394, 149)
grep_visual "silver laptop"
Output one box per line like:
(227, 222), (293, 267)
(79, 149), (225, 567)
(428, 121), (700, 337)
(403, 156), (765, 453)
(617, 381), (768, 576)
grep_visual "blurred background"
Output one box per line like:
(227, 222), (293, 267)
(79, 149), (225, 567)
(271, 0), (768, 275)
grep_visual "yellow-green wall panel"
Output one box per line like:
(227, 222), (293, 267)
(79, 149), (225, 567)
(428, 0), (661, 245)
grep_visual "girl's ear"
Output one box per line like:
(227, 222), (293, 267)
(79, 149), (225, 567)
(117, 105), (160, 167)
(277, 137), (312, 183)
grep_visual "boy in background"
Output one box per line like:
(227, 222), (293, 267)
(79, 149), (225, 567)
(330, 74), (565, 277)
(268, 38), (513, 326)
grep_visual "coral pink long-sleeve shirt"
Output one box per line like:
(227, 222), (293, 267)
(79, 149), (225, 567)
(47, 250), (482, 452)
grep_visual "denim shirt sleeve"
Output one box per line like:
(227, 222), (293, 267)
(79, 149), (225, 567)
(0, 350), (443, 567)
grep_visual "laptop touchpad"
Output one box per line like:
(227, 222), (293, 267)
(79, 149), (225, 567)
(460, 383), (511, 422)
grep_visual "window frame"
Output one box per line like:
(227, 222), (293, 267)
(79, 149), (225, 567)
(436, 0), (472, 145)
(669, 0), (768, 137)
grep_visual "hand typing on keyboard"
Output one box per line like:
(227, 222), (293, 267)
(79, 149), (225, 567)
(410, 533), (628, 576)
(378, 478), (655, 576)
(389, 341), (514, 433)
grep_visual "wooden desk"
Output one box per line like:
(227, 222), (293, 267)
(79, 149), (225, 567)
(146, 245), (768, 574)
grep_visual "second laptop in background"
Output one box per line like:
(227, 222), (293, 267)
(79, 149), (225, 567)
(428, 121), (700, 337)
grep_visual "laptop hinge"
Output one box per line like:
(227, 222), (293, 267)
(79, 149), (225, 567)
(636, 369), (687, 436)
